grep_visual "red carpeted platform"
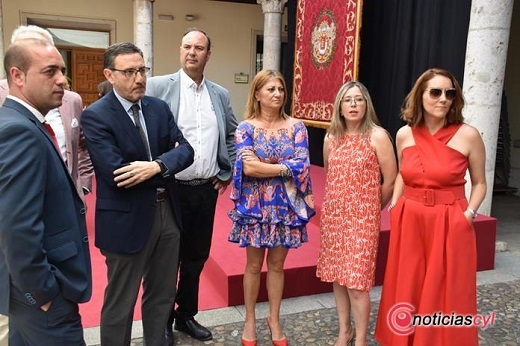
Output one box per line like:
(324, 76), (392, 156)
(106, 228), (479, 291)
(206, 165), (497, 307)
(80, 165), (497, 327)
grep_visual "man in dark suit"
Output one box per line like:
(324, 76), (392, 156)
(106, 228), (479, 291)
(81, 42), (194, 346)
(0, 25), (94, 203)
(0, 39), (92, 346)
(1, 80), (93, 201)
(146, 28), (237, 343)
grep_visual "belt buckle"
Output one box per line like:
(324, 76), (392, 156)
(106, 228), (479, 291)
(423, 189), (434, 206)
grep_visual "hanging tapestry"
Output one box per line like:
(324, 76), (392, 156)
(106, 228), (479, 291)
(291, 0), (363, 127)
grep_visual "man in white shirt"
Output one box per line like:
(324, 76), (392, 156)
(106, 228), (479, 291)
(146, 28), (237, 344)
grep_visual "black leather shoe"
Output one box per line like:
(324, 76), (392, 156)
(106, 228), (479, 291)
(174, 317), (213, 341)
(162, 323), (175, 346)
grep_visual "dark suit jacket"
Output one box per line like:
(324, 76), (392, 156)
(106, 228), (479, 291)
(146, 70), (237, 181)
(0, 99), (92, 315)
(81, 91), (194, 254)
(0, 80), (94, 202)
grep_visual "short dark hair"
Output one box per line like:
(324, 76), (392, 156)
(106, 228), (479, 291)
(104, 42), (143, 69)
(4, 39), (50, 83)
(182, 27), (211, 51)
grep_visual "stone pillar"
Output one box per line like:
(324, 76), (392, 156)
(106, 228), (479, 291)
(257, 0), (287, 71)
(462, 0), (513, 216)
(134, 0), (154, 74)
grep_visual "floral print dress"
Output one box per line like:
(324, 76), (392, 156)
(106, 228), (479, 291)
(316, 133), (381, 291)
(228, 120), (315, 248)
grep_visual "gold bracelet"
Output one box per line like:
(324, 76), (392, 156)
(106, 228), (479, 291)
(279, 164), (291, 178)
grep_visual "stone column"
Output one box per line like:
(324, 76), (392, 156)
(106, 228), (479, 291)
(462, 0), (513, 216)
(134, 0), (154, 74)
(257, 0), (287, 71)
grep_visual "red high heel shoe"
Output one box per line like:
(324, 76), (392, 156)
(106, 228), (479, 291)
(266, 318), (288, 346)
(241, 338), (257, 346)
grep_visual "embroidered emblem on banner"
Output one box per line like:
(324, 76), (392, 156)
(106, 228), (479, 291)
(311, 9), (337, 69)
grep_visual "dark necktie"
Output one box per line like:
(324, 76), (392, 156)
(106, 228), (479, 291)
(130, 103), (151, 160)
(43, 122), (60, 150)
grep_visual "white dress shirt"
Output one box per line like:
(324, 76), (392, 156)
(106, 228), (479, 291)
(112, 90), (152, 160)
(175, 69), (219, 181)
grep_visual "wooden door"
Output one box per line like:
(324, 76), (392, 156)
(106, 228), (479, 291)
(72, 48), (105, 107)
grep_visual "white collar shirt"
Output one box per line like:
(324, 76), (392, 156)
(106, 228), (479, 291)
(175, 69), (219, 181)
(113, 90), (152, 159)
(7, 95), (45, 122)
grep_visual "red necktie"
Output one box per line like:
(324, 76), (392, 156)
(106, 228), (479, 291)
(43, 122), (60, 150)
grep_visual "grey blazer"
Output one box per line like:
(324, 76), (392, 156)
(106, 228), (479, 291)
(146, 70), (238, 181)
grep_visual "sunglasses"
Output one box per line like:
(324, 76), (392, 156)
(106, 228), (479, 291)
(427, 88), (457, 101)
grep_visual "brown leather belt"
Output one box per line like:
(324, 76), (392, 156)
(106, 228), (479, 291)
(403, 186), (465, 206)
(156, 188), (167, 202)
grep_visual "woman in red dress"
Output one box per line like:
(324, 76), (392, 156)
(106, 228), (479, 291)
(375, 68), (487, 345)
(317, 81), (397, 346)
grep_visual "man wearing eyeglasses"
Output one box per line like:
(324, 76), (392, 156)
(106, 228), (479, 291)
(146, 28), (238, 343)
(81, 42), (194, 346)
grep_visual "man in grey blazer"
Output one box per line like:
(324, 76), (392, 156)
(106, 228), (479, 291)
(146, 28), (238, 343)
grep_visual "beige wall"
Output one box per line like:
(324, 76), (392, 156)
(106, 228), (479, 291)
(0, 0), (288, 119)
(504, 1), (520, 192)
(152, 0), (267, 120)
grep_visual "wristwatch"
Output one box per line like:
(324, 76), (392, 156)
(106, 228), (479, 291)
(154, 159), (168, 174)
(466, 208), (478, 219)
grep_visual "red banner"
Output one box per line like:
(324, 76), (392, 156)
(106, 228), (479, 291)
(291, 0), (363, 127)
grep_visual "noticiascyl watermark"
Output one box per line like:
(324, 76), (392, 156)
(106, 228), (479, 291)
(387, 303), (496, 336)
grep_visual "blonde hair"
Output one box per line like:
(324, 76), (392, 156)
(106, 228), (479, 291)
(327, 81), (380, 138)
(244, 69), (288, 120)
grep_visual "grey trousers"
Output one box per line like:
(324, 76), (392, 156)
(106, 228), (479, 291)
(100, 199), (180, 346)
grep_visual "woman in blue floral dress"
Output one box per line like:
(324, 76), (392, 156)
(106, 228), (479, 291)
(228, 70), (315, 346)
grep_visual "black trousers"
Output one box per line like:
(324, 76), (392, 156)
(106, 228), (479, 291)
(174, 182), (218, 319)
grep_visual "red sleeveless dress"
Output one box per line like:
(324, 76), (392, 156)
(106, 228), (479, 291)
(316, 133), (381, 291)
(375, 124), (478, 345)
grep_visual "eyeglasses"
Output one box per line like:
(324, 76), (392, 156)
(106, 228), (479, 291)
(343, 97), (365, 105)
(110, 67), (150, 78)
(426, 88), (457, 101)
